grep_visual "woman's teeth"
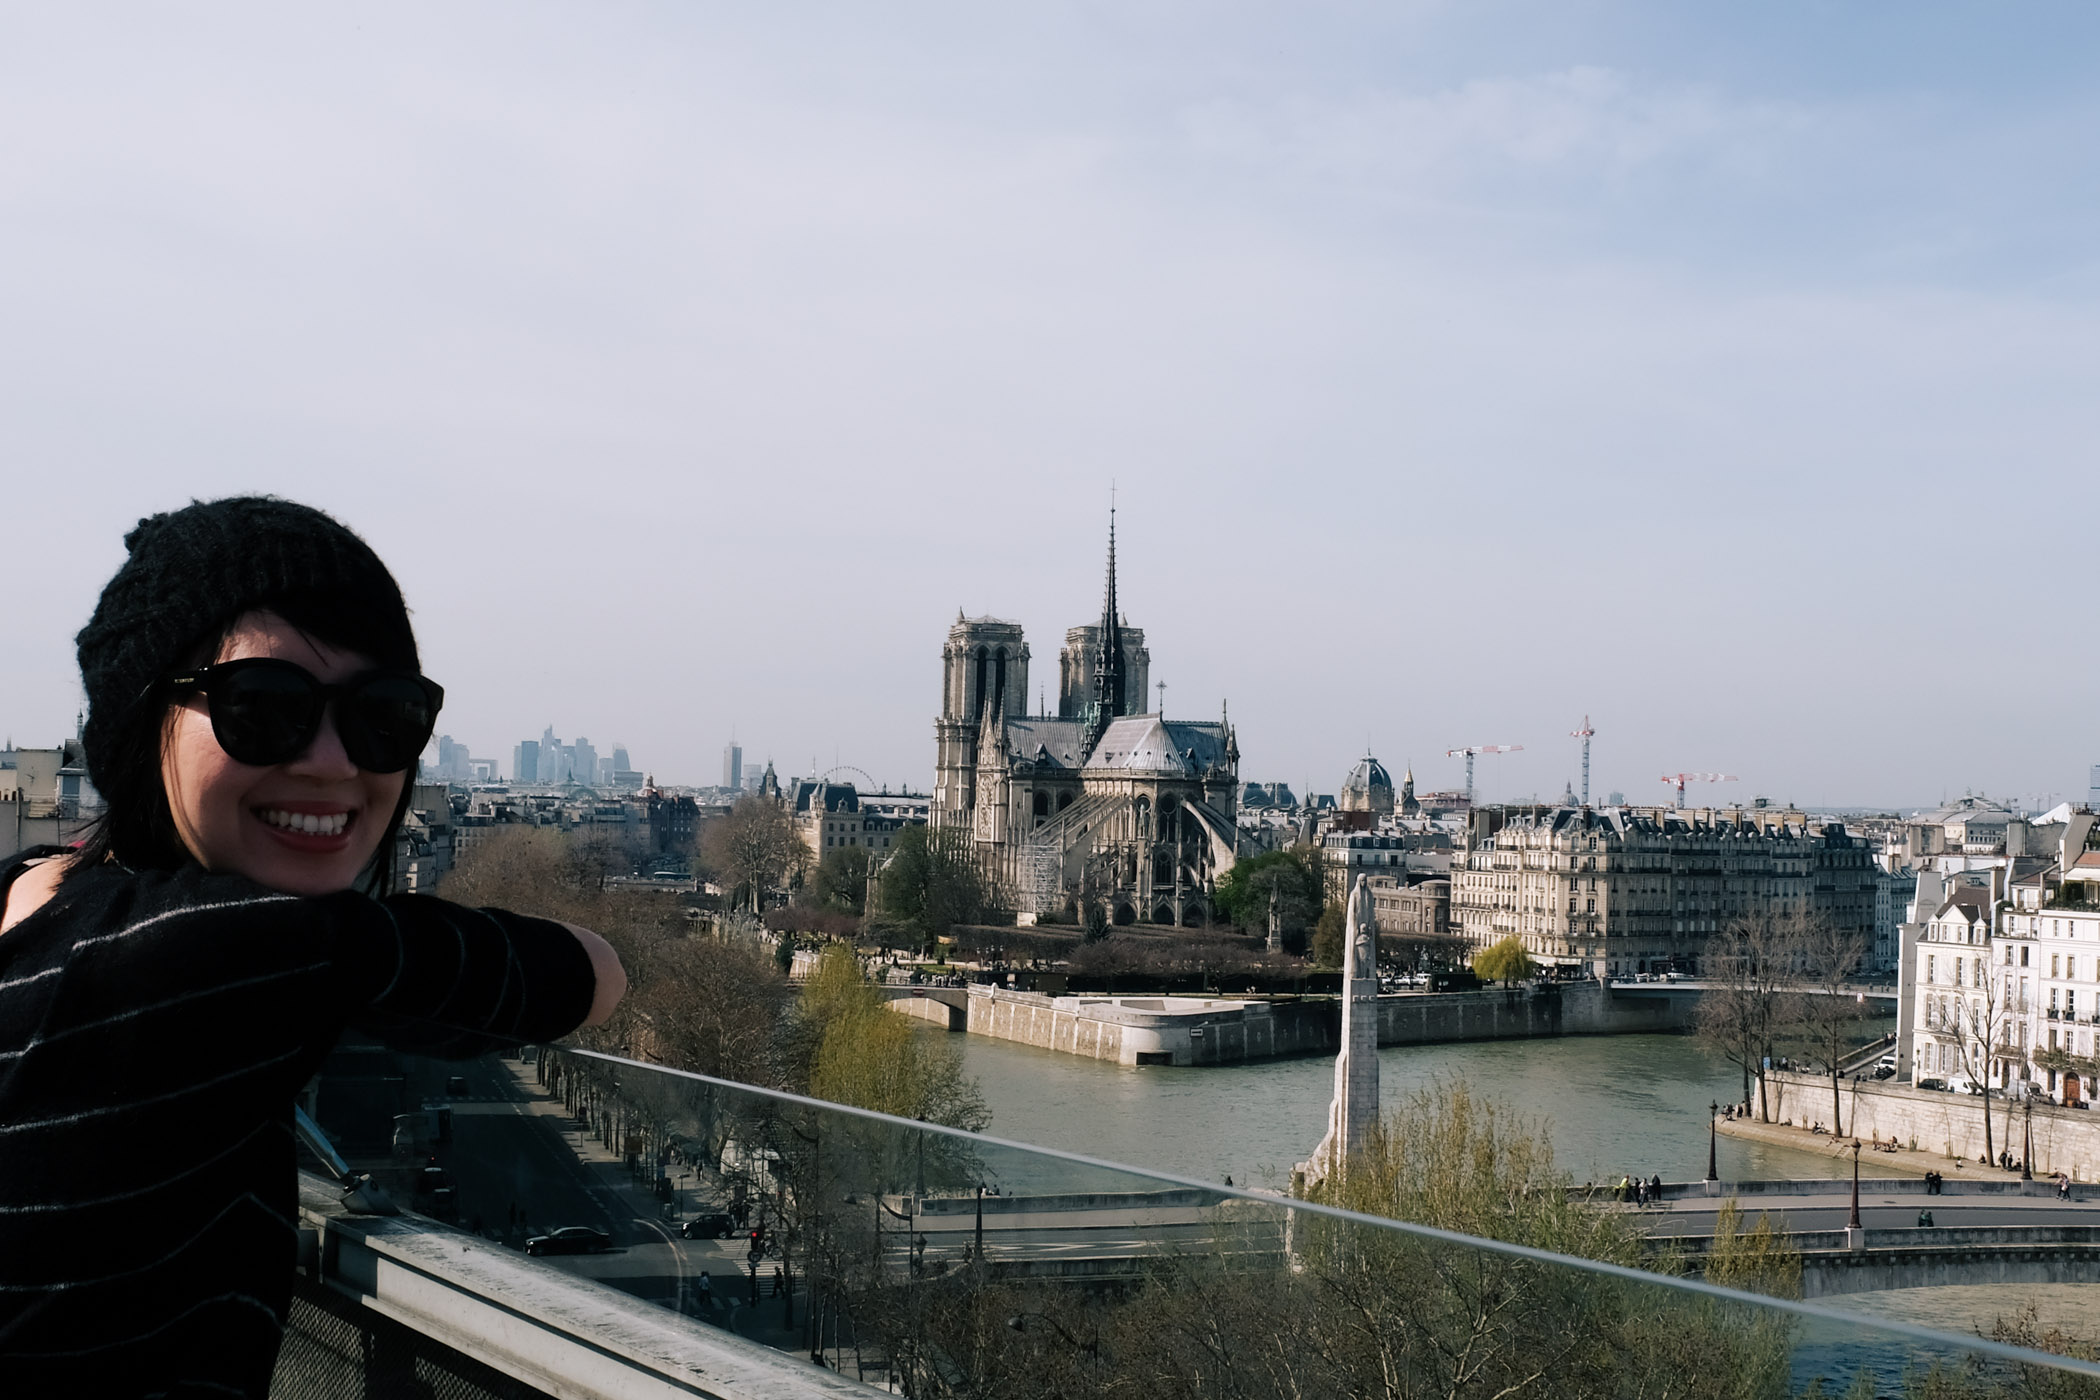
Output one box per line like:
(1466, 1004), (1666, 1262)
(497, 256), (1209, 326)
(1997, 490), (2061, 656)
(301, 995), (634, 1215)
(259, 809), (350, 837)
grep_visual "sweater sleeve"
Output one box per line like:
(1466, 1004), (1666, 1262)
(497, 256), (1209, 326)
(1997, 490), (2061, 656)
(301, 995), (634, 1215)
(346, 893), (597, 1057)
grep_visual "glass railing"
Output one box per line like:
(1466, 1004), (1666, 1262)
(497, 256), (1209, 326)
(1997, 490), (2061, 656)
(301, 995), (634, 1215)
(298, 1036), (2100, 1398)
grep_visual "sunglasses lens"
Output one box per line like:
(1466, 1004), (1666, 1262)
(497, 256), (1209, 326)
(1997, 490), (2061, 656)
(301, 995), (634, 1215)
(342, 675), (438, 773)
(210, 666), (322, 766)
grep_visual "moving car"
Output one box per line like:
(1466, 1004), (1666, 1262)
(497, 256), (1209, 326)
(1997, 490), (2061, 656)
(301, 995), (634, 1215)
(525, 1226), (614, 1257)
(680, 1212), (737, 1240)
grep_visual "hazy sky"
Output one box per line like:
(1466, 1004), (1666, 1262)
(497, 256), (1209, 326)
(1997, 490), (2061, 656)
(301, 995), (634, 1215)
(5, 3), (2097, 810)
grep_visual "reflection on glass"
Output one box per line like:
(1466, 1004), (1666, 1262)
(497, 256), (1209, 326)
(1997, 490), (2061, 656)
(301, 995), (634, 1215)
(303, 1039), (2100, 1397)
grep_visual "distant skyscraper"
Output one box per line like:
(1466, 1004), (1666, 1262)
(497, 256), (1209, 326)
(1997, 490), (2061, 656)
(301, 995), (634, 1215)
(571, 738), (597, 788)
(612, 745), (631, 774)
(2090, 764), (2100, 810)
(723, 742), (743, 791)
(514, 739), (539, 784)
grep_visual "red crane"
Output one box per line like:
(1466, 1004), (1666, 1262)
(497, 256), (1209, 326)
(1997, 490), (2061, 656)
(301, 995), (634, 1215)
(1446, 745), (1522, 805)
(1660, 772), (1737, 808)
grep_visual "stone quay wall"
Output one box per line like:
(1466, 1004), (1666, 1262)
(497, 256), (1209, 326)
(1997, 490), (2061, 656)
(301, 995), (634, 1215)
(1373, 981), (1692, 1046)
(965, 987), (1333, 1066)
(955, 981), (1697, 1067)
(1762, 1070), (2100, 1181)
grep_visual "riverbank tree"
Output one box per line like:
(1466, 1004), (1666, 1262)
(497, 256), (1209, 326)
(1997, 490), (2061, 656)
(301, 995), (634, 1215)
(1474, 935), (1534, 986)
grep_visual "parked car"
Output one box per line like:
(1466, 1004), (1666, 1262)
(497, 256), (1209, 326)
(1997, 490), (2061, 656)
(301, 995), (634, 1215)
(1872, 1065), (1897, 1080)
(1916, 1077), (1948, 1092)
(680, 1212), (737, 1240)
(1876, 1054), (1898, 1073)
(445, 1075), (470, 1096)
(525, 1226), (614, 1257)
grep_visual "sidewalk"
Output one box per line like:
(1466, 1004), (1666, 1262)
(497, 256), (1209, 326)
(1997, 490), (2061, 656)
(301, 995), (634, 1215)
(1717, 1115), (2029, 1184)
(492, 1059), (677, 1249)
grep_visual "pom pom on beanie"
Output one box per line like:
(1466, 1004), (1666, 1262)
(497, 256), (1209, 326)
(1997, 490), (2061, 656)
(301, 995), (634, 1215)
(75, 497), (418, 797)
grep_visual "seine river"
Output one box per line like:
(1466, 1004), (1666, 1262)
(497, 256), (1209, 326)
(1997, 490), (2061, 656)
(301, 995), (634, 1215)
(954, 1022), (1905, 1189)
(951, 1018), (2100, 1377)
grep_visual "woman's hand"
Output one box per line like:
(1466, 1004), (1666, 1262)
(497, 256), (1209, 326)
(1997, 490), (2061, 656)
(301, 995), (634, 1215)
(561, 923), (628, 1028)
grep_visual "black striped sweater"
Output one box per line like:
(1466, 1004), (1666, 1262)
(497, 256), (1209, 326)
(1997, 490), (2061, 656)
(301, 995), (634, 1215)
(0, 853), (596, 1398)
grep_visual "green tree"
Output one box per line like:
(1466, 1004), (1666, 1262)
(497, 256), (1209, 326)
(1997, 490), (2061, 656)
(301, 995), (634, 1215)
(1082, 901), (1109, 943)
(811, 844), (870, 915)
(1474, 935), (1535, 986)
(799, 945), (989, 1131)
(1214, 847), (1324, 952)
(1310, 901), (1345, 967)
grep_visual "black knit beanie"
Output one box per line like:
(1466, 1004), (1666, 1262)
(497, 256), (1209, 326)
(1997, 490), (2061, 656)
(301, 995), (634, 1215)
(75, 497), (420, 862)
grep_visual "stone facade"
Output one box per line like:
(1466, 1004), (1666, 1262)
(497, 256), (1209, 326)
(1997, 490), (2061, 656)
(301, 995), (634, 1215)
(1451, 804), (1876, 978)
(930, 516), (1240, 925)
(1369, 875), (1451, 941)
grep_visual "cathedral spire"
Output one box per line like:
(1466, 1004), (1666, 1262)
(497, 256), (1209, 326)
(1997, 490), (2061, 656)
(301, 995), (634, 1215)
(1086, 498), (1125, 748)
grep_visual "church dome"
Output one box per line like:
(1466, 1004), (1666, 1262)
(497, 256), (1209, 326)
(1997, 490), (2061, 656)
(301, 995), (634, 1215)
(1339, 754), (1395, 814)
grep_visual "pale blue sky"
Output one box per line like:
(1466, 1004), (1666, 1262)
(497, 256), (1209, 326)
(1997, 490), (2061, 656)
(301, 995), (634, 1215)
(4, 3), (2095, 809)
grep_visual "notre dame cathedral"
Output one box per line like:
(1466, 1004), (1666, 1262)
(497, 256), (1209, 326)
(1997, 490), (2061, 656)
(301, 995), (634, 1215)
(932, 516), (1242, 926)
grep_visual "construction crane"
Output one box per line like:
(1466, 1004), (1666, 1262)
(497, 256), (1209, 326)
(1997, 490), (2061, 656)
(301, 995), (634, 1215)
(1446, 745), (1522, 805)
(1570, 716), (1595, 806)
(1660, 772), (1737, 808)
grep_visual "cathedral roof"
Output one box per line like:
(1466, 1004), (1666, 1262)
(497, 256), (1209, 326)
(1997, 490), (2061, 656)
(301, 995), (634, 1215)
(1000, 718), (1089, 768)
(1086, 714), (1232, 774)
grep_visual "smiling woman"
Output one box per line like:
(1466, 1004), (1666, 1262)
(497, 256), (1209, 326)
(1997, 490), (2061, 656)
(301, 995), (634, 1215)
(0, 497), (625, 1400)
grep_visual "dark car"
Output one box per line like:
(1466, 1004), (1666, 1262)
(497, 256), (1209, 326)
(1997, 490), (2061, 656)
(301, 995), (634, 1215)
(525, 1226), (614, 1257)
(680, 1212), (736, 1240)
(445, 1075), (470, 1096)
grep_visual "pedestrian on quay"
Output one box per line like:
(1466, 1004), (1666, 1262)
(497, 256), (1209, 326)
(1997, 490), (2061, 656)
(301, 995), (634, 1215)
(772, 1265), (786, 1298)
(0, 498), (630, 1400)
(696, 1273), (714, 1310)
(1649, 1173), (1663, 1203)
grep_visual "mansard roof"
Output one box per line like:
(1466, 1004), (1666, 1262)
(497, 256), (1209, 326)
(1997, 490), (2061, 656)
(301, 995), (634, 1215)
(791, 780), (859, 814)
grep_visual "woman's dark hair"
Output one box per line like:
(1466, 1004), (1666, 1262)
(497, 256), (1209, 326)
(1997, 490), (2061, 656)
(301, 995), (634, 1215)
(72, 498), (423, 896)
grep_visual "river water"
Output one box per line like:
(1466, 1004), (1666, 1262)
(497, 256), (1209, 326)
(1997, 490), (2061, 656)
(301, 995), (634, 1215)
(953, 1022), (1904, 1189)
(949, 1020), (2100, 1373)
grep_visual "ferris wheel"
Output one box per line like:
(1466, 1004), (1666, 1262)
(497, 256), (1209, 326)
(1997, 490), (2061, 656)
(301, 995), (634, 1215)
(818, 765), (876, 790)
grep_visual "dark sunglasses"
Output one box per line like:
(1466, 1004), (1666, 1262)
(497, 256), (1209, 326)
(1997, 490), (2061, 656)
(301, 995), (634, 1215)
(163, 659), (445, 774)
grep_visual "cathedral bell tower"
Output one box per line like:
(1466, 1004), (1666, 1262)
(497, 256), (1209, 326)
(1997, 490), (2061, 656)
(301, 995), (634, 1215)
(933, 613), (1029, 829)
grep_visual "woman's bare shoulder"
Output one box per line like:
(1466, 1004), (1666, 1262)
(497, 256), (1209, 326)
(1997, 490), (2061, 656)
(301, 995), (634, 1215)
(1, 853), (78, 936)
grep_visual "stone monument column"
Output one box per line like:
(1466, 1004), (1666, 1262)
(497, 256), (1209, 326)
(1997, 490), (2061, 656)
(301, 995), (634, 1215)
(1303, 874), (1379, 1187)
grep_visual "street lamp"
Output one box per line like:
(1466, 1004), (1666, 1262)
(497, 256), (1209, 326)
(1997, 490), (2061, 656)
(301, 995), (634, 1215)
(2023, 1096), (2035, 1182)
(1707, 1100), (1719, 1183)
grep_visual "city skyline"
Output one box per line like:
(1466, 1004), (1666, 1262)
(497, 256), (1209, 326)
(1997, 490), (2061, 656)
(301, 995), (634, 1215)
(3, 5), (2097, 807)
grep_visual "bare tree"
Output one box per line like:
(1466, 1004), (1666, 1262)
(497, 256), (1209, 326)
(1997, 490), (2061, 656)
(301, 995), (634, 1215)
(702, 795), (812, 912)
(1697, 914), (1798, 1122)
(1944, 949), (2015, 1169)
(1792, 915), (1872, 1136)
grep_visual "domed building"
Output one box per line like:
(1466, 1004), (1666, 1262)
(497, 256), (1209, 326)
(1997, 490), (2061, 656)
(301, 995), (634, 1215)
(1339, 752), (1395, 817)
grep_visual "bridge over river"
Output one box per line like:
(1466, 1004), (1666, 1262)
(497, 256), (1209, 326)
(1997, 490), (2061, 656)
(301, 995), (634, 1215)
(1646, 1177), (2100, 1296)
(886, 1177), (2100, 1298)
